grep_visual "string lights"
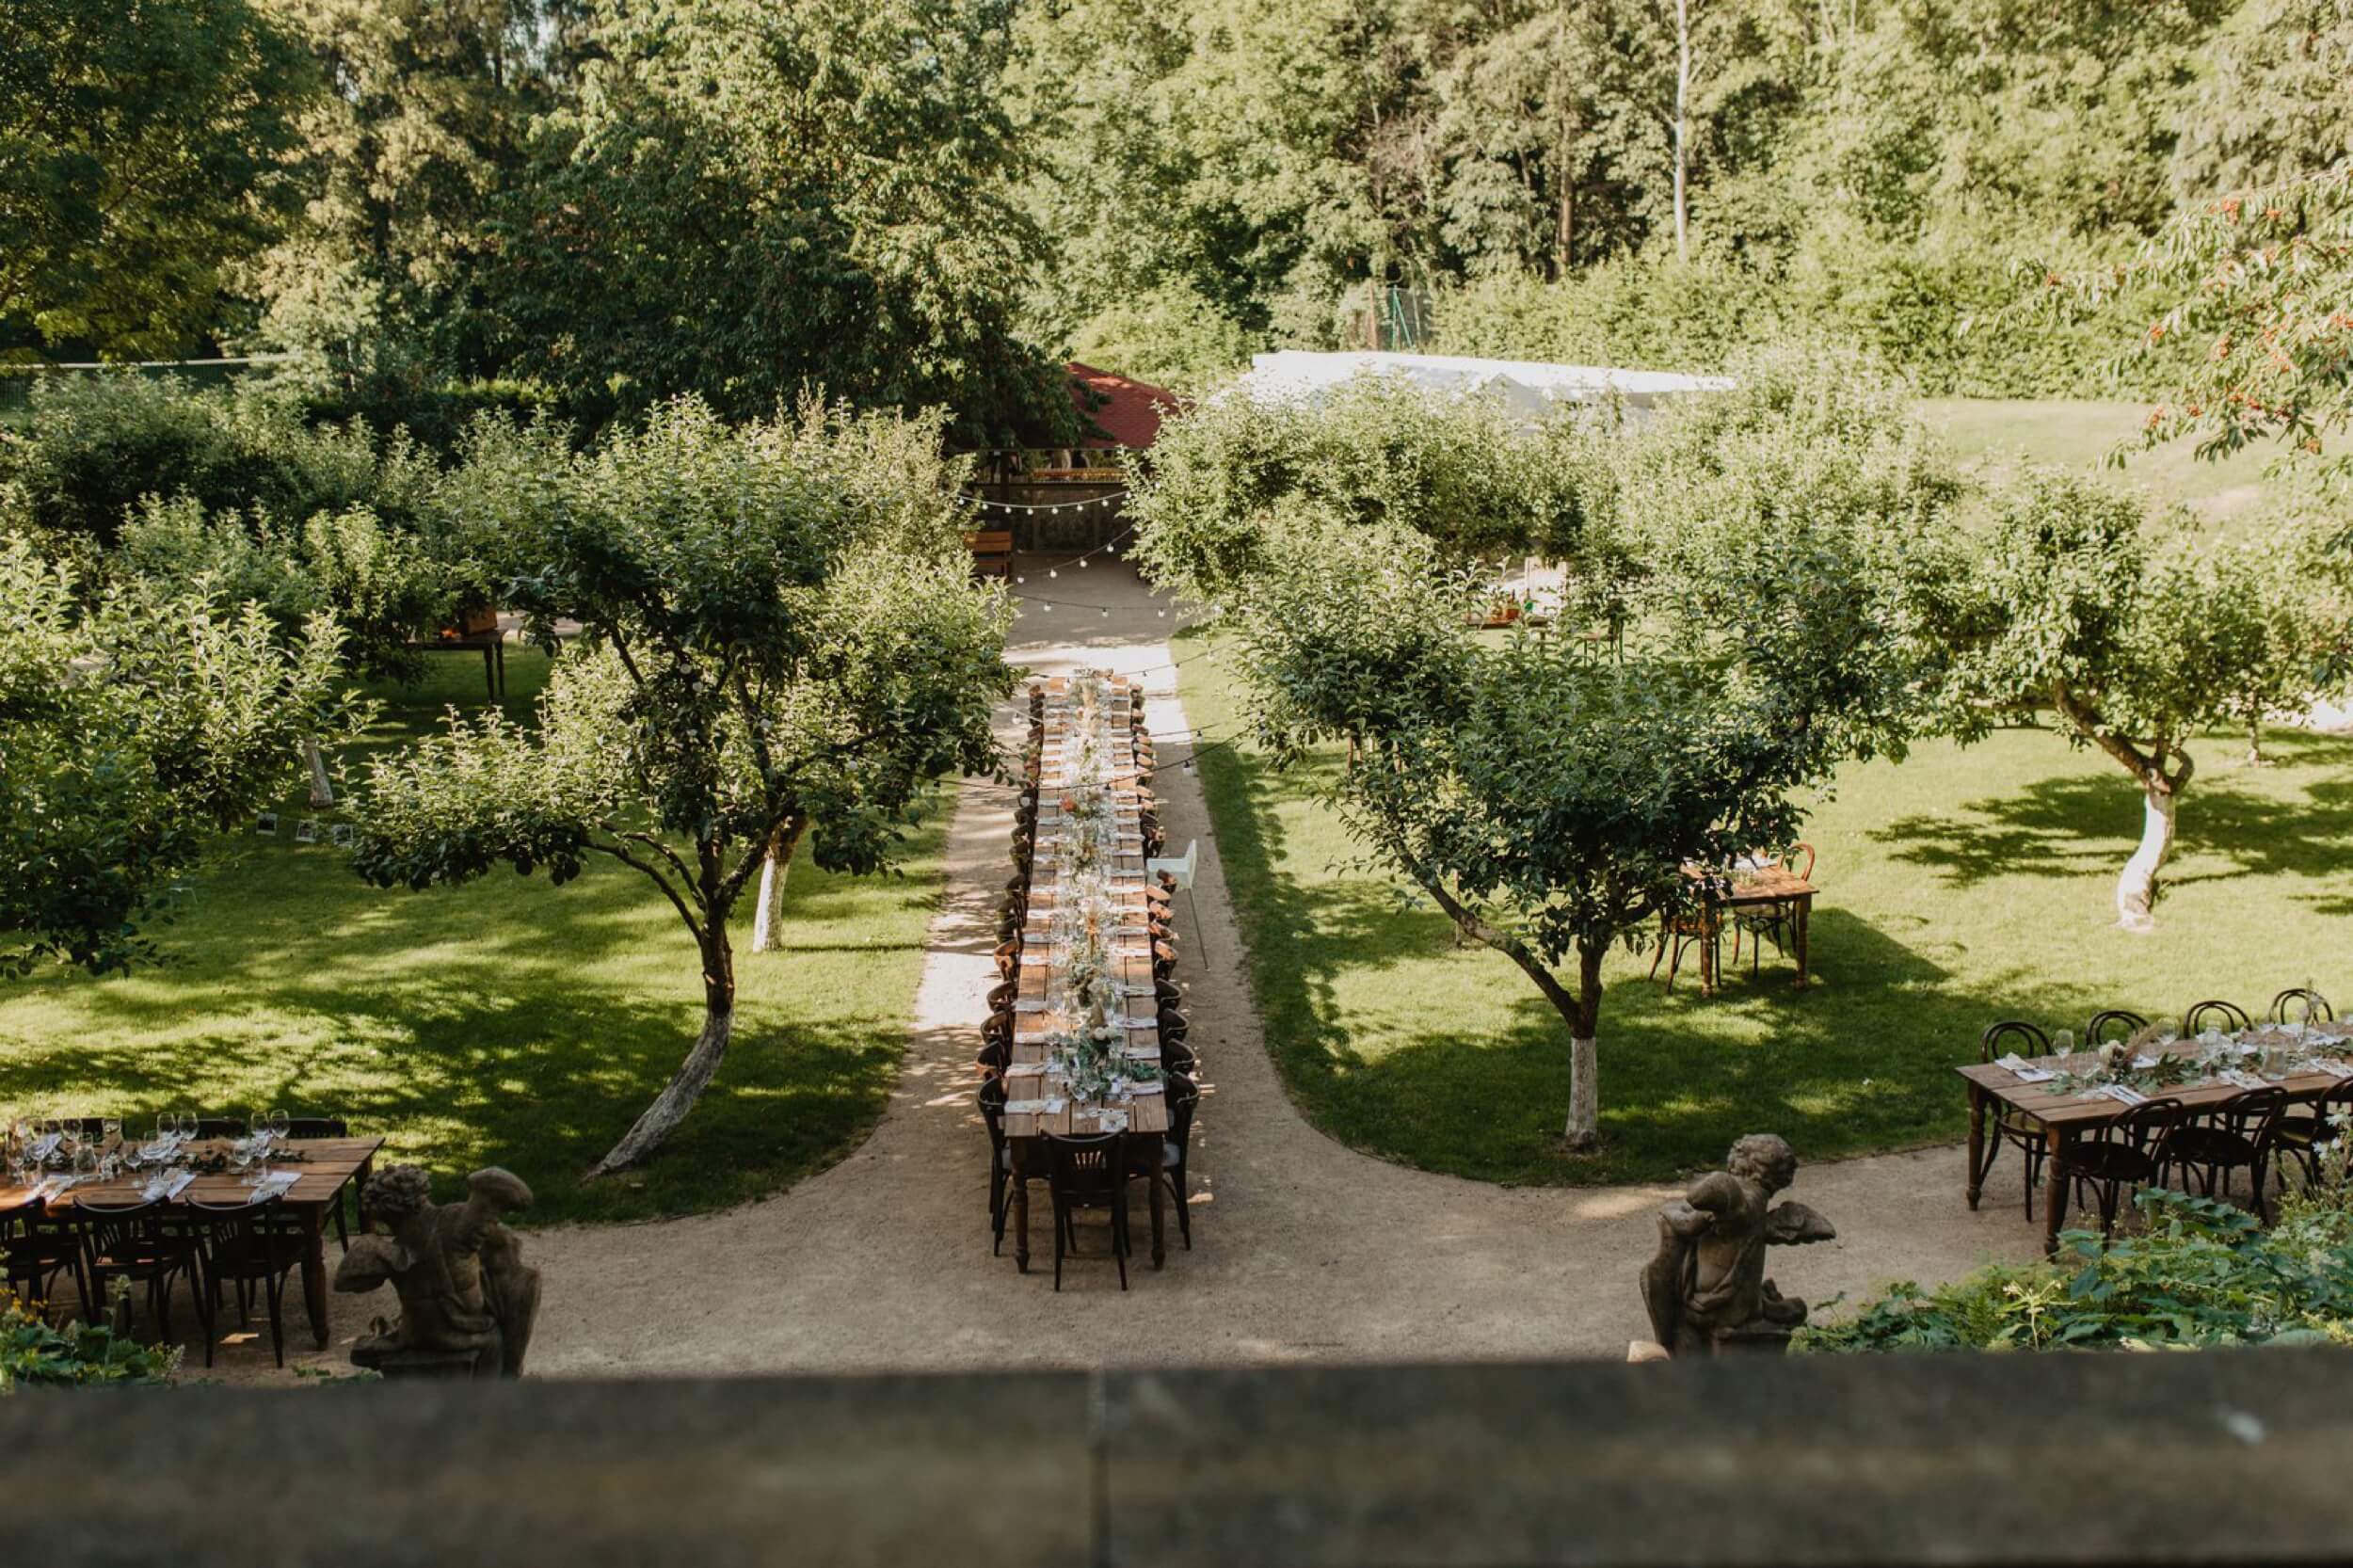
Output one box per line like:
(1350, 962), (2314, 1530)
(968, 488), (1131, 516)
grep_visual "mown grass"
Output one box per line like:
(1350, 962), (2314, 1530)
(1916, 397), (2279, 527)
(0, 651), (949, 1226)
(1177, 626), (2353, 1188)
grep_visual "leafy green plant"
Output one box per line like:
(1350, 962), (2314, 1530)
(1802, 1183), (2353, 1354)
(0, 1288), (179, 1390)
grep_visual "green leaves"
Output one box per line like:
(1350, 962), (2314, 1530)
(0, 534), (348, 976)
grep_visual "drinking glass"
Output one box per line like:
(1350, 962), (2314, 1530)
(154, 1116), (173, 1144)
(100, 1117), (120, 1145)
(2053, 1029), (2075, 1063)
(269, 1109), (290, 1139)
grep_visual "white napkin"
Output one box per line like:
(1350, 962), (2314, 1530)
(250, 1170), (300, 1196)
(1996, 1055), (2057, 1082)
(2220, 1069), (2268, 1090)
(1014, 999), (1048, 1013)
(2082, 1084), (2149, 1106)
(1095, 1109), (1131, 1133)
(1128, 1080), (1164, 1096)
(2310, 1059), (2353, 1080)
(142, 1170), (196, 1201)
(1005, 1098), (1051, 1116)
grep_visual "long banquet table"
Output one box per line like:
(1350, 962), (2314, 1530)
(1000, 671), (1175, 1271)
(1958, 1024), (2353, 1253)
(0, 1135), (383, 1347)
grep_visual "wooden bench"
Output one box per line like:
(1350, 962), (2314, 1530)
(964, 529), (1015, 577)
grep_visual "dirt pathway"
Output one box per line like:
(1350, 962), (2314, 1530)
(195, 558), (2049, 1382)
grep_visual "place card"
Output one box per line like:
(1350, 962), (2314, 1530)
(140, 1171), (196, 1202)
(2309, 1059), (2353, 1080)
(1004, 1099), (1052, 1116)
(2220, 1069), (2268, 1090)
(2082, 1084), (2149, 1106)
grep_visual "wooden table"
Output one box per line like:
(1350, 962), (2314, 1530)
(1000, 673), (1172, 1272)
(404, 631), (506, 700)
(0, 1136), (382, 1347)
(1680, 864), (1818, 992)
(1958, 1045), (2348, 1253)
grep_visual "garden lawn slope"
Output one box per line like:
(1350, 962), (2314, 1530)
(0, 653), (949, 1226)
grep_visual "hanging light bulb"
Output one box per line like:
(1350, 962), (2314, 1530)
(1048, 569), (1059, 579)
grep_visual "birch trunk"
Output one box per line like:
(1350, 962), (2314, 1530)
(591, 931), (735, 1175)
(303, 735), (334, 808)
(1673, 0), (1690, 263)
(748, 816), (808, 954)
(2115, 781), (2175, 932)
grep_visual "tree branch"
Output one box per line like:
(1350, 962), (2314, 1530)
(585, 837), (706, 943)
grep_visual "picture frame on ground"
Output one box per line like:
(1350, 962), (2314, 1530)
(295, 818), (319, 844)
(256, 812), (279, 835)
(331, 823), (356, 848)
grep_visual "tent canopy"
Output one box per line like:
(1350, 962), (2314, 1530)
(1234, 350), (1733, 414)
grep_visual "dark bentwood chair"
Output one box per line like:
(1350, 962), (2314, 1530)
(2086, 1009), (2149, 1047)
(2183, 998), (2254, 1036)
(1977, 1020), (2054, 1218)
(2272, 1078), (2353, 1193)
(4, 1200), (90, 1320)
(1043, 1131), (1131, 1292)
(2069, 1096), (2182, 1238)
(2165, 1086), (2289, 1223)
(1151, 1072), (1202, 1252)
(73, 1194), (204, 1339)
(1731, 843), (1815, 977)
(189, 1194), (298, 1368)
(2270, 987), (2334, 1026)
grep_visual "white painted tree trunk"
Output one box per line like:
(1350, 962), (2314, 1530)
(303, 735), (334, 808)
(2115, 783), (2175, 932)
(1564, 1035), (1600, 1148)
(748, 818), (806, 955)
(592, 1000), (732, 1176)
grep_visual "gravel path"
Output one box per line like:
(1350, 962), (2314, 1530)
(194, 558), (2049, 1382)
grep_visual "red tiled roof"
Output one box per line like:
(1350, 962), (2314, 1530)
(1068, 362), (1176, 449)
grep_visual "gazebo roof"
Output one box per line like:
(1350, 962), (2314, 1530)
(1069, 362), (1176, 448)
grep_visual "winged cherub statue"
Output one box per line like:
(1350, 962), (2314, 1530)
(334, 1164), (541, 1378)
(1641, 1133), (1836, 1356)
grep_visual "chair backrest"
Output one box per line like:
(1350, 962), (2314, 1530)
(2215, 1086), (2289, 1147)
(1164, 1072), (1201, 1145)
(976, 1076), (1006, 1156)
(2271, 987), (2334, 1025)
(71, 1194), (170, 1258)
(187, 1194), (290, 1271)
(282, 1117), (346, 1139)
(2105, 1096), (2183, 1155)
(1980, 1019), (2049, 1064)
(2183, 999), (2253, 1036)
(1784, 842), (1817, 881)
(2087, 1010), (2149, 1046)
(194, 1117), (245, 1140)
(1043, 1131), (1126, 1204)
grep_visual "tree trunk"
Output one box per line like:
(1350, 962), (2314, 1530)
(748, 816), (808, 954)
(303, 734), (334, 808)
(1673, 0), (1690, 263)
(2245, 721), (2267, 767)
(1562, 938), (1607, 1149)
(2115, 778), (2177, 933)
(590, 930), (736, 1176)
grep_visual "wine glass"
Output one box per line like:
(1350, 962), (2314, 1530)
(2053, 1028), (2075, 1064)
(268, 1108), (290, 1140)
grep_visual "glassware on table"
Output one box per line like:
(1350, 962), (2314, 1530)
(100, 1116), (120, 1146)
(268, 1108), (290, 1139)
(2053, 1029), (2075, 1063)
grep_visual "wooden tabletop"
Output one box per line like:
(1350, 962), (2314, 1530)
(1957, 1038), (2353, 1128)
(0, 1136), (382, 1213)
(1685, 863), (1817, 907)
(1006, 675), (1170, 1140)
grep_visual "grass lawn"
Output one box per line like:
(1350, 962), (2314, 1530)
(1916, 397), (2278, 526)
(0, 651), (949, 1226)
(1177, 621), (2353, 1187)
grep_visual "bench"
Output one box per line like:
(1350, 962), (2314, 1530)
(964, 529), (1015, 577)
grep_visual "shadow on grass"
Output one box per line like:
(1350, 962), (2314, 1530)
(1875, 730), (2353, 897)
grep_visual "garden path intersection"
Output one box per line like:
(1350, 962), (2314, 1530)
(203, 558), (2055, 1381)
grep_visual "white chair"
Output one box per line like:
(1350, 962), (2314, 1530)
(1146, 840), (1206, 966)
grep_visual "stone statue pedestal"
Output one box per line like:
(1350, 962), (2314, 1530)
(356, 1344), (493, 1381)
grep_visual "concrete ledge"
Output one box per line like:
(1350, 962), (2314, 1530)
(8, 1352), (2352, 1565)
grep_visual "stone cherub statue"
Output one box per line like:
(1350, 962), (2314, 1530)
(334, 1164), (541, 1379)
(1641, 1133), (1835, 1357)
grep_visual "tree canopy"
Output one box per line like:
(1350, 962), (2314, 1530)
(352, 397), (1015, 1172)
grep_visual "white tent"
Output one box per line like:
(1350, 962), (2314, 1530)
(1234, 350), (1732, 415)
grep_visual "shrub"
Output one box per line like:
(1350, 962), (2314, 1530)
(0, 1289), (178, 1390)
(1800, 1186), (2353, 1353)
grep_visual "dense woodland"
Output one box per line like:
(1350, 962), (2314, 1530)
(5, 0), (2350, 436)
